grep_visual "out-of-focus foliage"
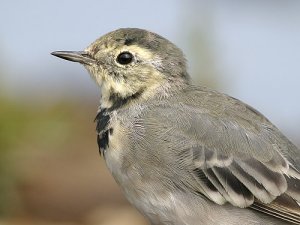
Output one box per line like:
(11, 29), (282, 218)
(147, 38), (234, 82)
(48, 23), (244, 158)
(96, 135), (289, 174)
(0, 97), (29, 215)
(0, 91), (147, 224)
(0, 96), (75, 215)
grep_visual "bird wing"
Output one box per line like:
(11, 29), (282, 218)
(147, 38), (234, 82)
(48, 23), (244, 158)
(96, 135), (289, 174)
(139, 86), (300, 223)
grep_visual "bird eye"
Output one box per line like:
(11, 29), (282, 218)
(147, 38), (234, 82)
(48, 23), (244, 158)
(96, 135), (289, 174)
(116, 52), (133, 65)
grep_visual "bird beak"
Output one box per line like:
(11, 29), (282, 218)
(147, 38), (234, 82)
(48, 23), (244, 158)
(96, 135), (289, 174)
(51, 51), (96, 65)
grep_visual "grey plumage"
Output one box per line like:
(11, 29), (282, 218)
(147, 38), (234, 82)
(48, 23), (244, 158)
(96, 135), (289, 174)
(106, 85), (300, 224)
(52, 28), (300, 225)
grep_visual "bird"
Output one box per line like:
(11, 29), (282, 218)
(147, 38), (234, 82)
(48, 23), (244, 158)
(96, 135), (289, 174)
(51, 28), (300, 225)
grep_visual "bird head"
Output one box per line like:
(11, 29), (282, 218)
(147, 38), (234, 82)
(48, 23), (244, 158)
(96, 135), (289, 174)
(52, 28), (189, 109)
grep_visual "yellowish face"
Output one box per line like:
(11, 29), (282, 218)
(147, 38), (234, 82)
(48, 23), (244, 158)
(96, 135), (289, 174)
(84, 41), (167, 108)
(52, 28), (188, 109)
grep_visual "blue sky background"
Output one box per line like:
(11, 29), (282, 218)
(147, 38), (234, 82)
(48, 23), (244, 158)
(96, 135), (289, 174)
(1, 0), (300, 141)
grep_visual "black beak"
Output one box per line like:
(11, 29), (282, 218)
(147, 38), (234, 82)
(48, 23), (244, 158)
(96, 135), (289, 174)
(51, 51), (95, 65)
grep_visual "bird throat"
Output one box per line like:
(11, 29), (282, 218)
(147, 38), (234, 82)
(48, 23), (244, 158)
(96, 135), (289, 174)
(95, 89), (143, 156)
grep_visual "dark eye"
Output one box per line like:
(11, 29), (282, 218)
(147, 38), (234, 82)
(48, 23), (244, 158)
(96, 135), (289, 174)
(116, 52), (133, 65)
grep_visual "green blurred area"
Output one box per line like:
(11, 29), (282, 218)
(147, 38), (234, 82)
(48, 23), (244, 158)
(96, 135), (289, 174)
(0, 81), (147, 224)
(0, 96), (76, 214)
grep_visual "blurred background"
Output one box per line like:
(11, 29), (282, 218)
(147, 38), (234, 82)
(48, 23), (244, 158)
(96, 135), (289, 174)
(1, 1), (300, 224)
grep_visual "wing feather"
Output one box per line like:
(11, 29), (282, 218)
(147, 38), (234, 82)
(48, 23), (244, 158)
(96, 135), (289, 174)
(139, 86), (300, 223)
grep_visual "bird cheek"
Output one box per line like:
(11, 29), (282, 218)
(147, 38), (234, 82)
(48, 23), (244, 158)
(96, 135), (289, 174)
(84, 64), (105, 85)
